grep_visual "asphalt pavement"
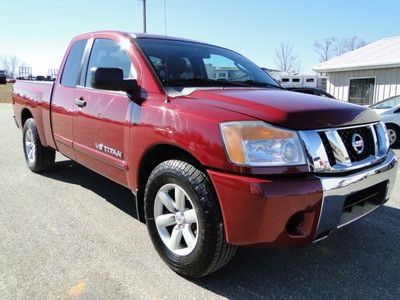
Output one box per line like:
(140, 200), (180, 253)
(0, 103), (399, 299)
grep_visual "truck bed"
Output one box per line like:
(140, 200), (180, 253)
(12, 80), (55, 147)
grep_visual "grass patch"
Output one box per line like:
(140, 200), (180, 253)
(0, 83), (13, 103)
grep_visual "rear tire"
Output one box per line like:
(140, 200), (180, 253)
(23, 118), (55, 172)
(386, 124), (400, 148)
(144, 160), (237, 278)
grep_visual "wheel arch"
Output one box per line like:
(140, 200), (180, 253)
(385, 122), (400, 130)
(135, 143), (206, 223)
(21, 108), (33, 127)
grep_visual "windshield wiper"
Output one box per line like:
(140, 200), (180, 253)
(163, 78), (251, 87)
(237, 80), (284, 89)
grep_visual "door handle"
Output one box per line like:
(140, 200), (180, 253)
(74, 97), (86, 108)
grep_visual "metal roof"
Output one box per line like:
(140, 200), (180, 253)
(313, 36), (400, 72)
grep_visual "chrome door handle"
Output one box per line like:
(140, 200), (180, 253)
(74, 97), (86, 108)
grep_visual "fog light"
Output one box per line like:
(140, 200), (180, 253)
(286, 212), (306, 236)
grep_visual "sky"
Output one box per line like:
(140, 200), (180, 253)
(1, 0), (400, 76)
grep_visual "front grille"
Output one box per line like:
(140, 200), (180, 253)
(299, 122), (388, 173)
(337, 126), (375, 162)
(318, 132), (336, 166)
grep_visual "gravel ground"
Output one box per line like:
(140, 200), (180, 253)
(0, 103), (399, 299)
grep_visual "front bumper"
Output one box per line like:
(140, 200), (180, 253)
(314, 150), (397, 240)
(208, 151), (397, 247)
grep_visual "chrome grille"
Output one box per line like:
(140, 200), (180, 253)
(299, 122), (389, 173)
(337, 126), (375, 162)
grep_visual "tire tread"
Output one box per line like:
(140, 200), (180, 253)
(144, 159), (237, 278)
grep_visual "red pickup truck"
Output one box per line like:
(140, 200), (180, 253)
(12, 31), (397, 278)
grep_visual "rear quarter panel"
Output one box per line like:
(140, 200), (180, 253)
(12, 80), (55, 148)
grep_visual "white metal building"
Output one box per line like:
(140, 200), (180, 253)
(313, 36), (400, 105)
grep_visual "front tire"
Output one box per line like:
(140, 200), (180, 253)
(144, 160), (237, 278)
(23, 118), (55, 172)
(386, 124), (400, 148)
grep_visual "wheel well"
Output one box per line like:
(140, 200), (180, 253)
(136, 144), (204, 223)
(385, 122), (400, 131)
(21, 108), (33, 127)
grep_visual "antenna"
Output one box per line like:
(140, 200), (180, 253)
(164, 0), (167, 36)
(142, 0), (147, 33)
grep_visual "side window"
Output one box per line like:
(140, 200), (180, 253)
(85, 39), (136, 87)
(61, 39), (87, 87)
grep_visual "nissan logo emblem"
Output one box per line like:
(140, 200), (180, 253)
(352, 133), (364, 154)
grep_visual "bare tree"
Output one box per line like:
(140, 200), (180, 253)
(7, 56), (20, 78)
(335, 36), (367, 56)
(0, 55), (7, 71)
(313, 38), (335, 62)
(0, 55), (20, 78)
(346, 36), (367, 51)
(274, 42), (300, 73)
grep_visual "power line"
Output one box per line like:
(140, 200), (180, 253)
(2, 0), (123, 17)
(0, 3), (138, 29)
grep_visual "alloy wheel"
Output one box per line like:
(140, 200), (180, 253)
(154, 183), (199, 256)
(387, 128), (397, 146)
(25, 128), (36, 163)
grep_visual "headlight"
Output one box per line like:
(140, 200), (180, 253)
(220, 121), (306, 166)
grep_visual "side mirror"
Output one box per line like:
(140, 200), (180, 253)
(91, 67), (138, 95)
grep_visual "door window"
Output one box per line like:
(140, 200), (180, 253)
(85, 39), (136, 87)
(61, 39), (87, 87)
(349, 78), (375, 105)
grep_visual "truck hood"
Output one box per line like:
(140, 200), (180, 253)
(184, 88), (379, 130)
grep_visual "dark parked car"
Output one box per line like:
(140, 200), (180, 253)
(0, 70), (6, 84)
(287, 87), (335, 99)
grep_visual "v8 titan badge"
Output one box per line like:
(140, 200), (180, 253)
(95, 143), (123, 158)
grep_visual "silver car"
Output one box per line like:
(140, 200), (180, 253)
(370, 95), (400, 147)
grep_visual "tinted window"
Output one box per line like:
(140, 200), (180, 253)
(349, 78), (375, 105)
(61, 39), (87, 87)
(86, 39), (135, 87)
(136, 38), (281, 89)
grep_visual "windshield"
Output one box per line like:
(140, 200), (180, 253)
(135, 38), (282, 89)
(371, 96), (400, 109)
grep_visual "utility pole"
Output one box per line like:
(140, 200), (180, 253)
(142, 0), (147, 33)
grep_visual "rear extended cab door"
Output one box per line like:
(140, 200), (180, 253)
(51, 38), (88, 159)
(72, 37), (139, 187)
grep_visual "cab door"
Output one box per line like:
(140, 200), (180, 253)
(72, 38), (137, 186)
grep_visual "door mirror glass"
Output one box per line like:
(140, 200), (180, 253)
(91, 67), (138, 95)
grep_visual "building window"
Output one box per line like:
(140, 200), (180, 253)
(349, 78), (375, 105)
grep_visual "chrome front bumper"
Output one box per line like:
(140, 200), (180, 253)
(314, 150), (398, 240)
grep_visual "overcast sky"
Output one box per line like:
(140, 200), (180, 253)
(1, 0), (400, 75)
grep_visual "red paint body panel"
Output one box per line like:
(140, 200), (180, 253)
(11, 31), (380, 247)
(208, 170), (323, 246)
(186, 89), (380, 130)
